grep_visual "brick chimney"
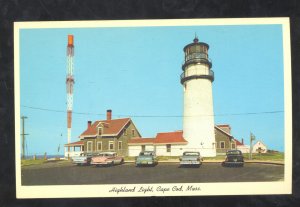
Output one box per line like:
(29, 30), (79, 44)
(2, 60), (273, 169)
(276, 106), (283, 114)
(107, 109), (112, 120)
(87, 121), (92, 129)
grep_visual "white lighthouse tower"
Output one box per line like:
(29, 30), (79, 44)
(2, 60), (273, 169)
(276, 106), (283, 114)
(181, 36), (216, 157)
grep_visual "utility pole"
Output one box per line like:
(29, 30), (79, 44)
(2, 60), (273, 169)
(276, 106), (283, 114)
(21, 116), (29, 159)
(249, 132), (256, 160)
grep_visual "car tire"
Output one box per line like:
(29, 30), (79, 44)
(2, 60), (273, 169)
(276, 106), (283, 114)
(120, 159), (124, 164)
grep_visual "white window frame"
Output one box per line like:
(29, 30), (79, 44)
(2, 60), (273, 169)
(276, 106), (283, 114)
(118, 141), (122, 150)
(98, 127), (103, 136)
(87, 141), (93, 152)
(124, 128), (128, 136)
(220, 141), (225, 149)
(97, 141), (102, 151)
(109, 141), (114, 150)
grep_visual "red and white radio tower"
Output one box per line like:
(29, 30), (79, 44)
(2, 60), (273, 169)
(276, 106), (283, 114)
(66, 35), (74, 144)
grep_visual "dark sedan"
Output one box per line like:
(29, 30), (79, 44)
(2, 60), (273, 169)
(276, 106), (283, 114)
(222, 150), (244, 167)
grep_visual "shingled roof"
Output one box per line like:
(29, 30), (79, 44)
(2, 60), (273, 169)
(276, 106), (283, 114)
(233, 138), (244, 146)
(155, 131), (187, 144)
(64, 140), (84, 147)
(128, 131), (187, 145)
(79, 118), (131, 138)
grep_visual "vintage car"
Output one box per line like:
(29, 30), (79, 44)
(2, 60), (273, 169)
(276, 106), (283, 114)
(91, 152), (124, 166)
(135, 151), (158, 167)
(179, 151), (203, 167)
(72, 153), (96, 166)
(222, 150), (244, 167)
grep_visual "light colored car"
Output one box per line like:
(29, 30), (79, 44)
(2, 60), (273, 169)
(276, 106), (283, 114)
(135, 151), (158, 167)
(179, 151), (202, 167)
(72, 153), (95, 166)
(91, 152), (124, 166)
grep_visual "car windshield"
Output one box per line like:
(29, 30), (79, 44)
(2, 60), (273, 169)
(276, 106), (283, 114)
(139, 152), (153, 156)
(99, 153), (115, 157)
(227, 150), (241, 155)
(183, 152), (200, 156)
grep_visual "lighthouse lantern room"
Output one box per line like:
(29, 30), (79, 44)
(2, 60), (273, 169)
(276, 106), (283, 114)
(181, 36), (217, 157)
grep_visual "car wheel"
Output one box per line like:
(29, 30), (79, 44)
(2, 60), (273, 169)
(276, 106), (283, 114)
(120, 159), (124, 164)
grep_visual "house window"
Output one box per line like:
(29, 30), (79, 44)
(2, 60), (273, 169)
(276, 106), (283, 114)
(123, 128), (128, 136)
(97, 141), (102, 151)
(87, 141), (93, 152)
(141, 145), (145, 151)
(166, 144), (171, 152)
(118, 141), (122, 150)
(220, 141), (225, 149)
(109, 141), (114, 150)
(98, 127), (103, 136)
(132, 129), (135, 136)
(231, 143), (236, 149)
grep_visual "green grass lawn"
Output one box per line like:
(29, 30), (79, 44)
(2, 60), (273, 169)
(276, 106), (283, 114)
(21, 158), (70, 167)
(21, 159), (47, 166)
(243, 152), (284, 161)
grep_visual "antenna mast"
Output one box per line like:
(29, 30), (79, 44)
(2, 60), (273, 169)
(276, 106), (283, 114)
(66, 35), (74, 144)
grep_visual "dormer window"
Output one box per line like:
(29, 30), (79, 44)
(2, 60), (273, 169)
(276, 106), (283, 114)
(98, 127), (103, 136)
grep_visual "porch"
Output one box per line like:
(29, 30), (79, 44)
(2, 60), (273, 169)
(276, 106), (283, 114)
(64, 140), (84, 158)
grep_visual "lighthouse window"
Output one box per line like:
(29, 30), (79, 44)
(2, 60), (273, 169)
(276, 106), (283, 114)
(190, 46), (196, 53)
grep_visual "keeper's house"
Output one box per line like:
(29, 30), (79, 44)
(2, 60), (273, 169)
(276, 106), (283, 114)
(64, 110), (141, 157)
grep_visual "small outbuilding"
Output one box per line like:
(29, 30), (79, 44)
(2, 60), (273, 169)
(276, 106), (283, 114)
(252, 140), (268, 153)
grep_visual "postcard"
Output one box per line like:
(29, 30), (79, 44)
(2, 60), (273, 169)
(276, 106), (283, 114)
(15, 18), (292, 198)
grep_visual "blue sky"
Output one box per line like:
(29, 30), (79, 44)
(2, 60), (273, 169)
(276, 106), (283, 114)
(19, 24), (284, 155)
